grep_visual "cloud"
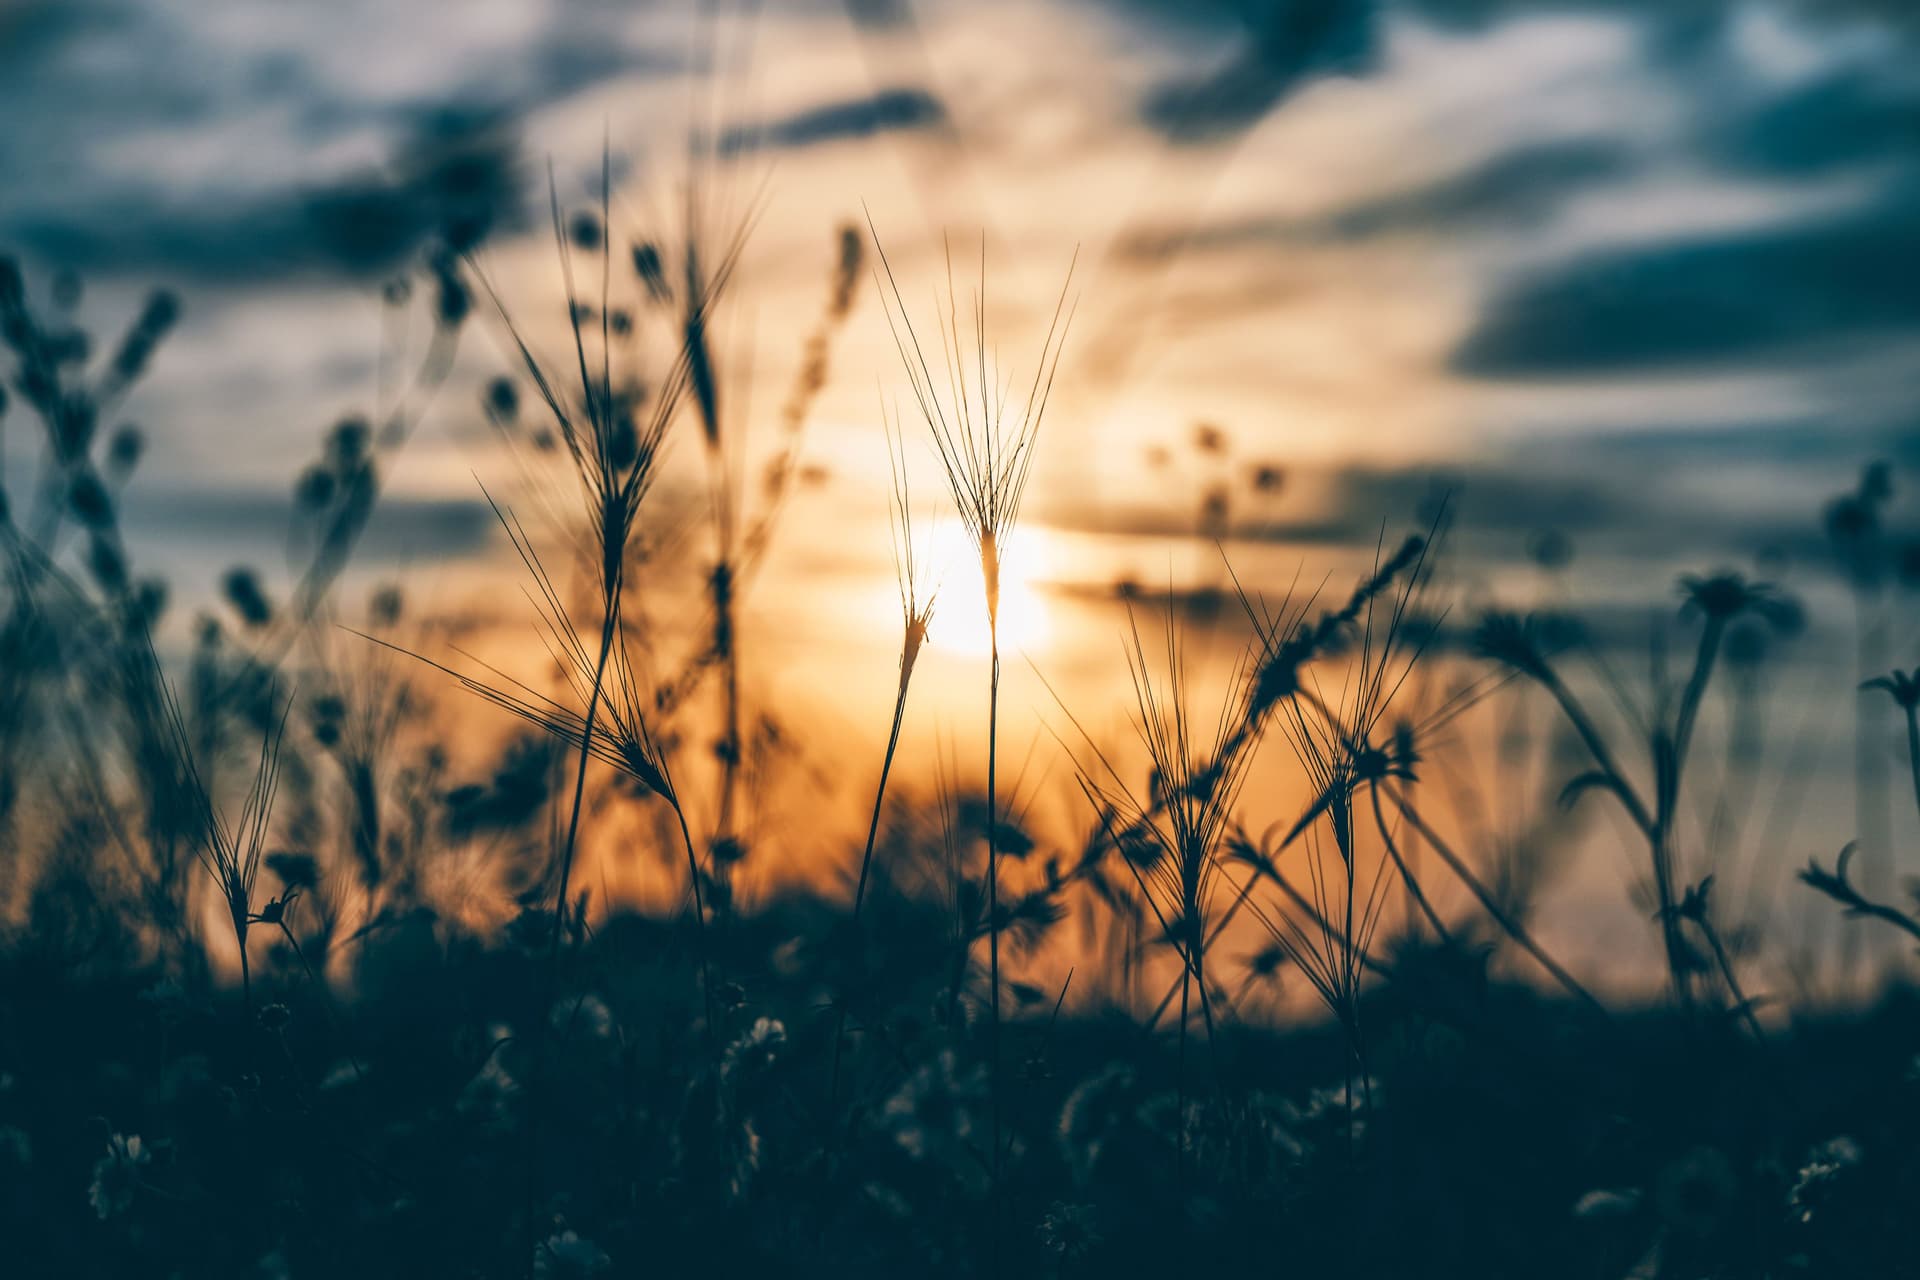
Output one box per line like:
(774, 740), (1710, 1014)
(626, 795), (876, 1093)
(1450, 177), (1920, 376)
(1119, 138), (1633, 259)
(1135, 0), (1380, 141)
(1701, 71), (1920, 178)
(11, 110), (527, 281)
(720, 87), (945, 153)
(0, 0), (665, 284)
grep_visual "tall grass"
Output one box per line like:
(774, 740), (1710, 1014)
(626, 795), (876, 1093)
(870, 227), (1075, 1220)
(829, 414), (936, 1113)
(1064, 603), (1255, 1176)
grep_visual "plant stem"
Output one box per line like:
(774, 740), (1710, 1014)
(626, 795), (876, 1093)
(1176, 964), (1190, 1190)
(670, 801), (718, 1050)
(1369, 784), (1451, 943)
(237, 926), (251, 1015)
(1691, 916), (1766, 1043)
(546, 591), (618, 978)
(1902, 705), (1920, 825)
(829, 669), (915, 1115)
(986, 627), (1003, 1259)
(1387, 786), (1608, 1017)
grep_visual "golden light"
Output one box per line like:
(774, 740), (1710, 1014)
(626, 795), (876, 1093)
(923, 517), (1056, 659)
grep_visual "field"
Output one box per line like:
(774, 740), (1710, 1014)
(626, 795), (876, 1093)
(6, 4), (1920, 1275)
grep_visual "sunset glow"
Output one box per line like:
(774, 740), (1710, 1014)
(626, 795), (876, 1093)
(920, 517), (1057, 659)
(8, 1), (1920, 1271)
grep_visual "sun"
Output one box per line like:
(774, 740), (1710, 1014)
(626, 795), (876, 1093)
(923, 517), (1054, 660)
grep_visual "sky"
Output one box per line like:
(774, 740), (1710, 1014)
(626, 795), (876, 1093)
(5, 0), (1920, 987)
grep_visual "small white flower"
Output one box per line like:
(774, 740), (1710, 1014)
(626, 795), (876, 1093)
(459, 1030), (519, 1121)
(534, 1230), (610, 1277)
(1789, 1135), (1863, 1223)
(549, 993), (614, 1041)
(721, 1017), (786, 1084)
(89, 1133), (150, 1220)
(884, 1049), (985, 1165)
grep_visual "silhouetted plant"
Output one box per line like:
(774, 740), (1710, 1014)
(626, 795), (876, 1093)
(872, 224), (1075, 1212)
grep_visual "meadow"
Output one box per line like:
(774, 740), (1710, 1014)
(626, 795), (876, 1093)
(2, 178), (1919, 1280)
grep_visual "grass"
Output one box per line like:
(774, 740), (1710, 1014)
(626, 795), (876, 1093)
(1, 199), (1919, 1280)
(869, 225), (1076, 1235)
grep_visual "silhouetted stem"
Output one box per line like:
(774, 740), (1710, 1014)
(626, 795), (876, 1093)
(1386, 785), (1608, 1017)
(669, 801), (718, 1050)
(236, 926), (252, 1015)
(277, 919), (366, 1083)
(1369, 783), (1452, 944)
(829, 659), (916, 1116)
(853, 679), (914, 917)
(986, 628), (1002, 1235)
(1537, 665), (1654, 837)
(1903, 705), (1920, 824)
(546, 592), (618, 978)
(1690, 916), (1765, 1043)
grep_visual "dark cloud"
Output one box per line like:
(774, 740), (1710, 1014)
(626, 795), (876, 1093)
(10, 112), (527, 281)
(1316, 140), (1633, 237)
(1451, 178), (1920, 376)
(721, 87), (945, 153)
(1539, 416), (1920, 473)
(1136, 0), (1379, 142)
(1119, 138), (1631, 259)
(0, 0), (666, 284)
(124, 490), (496, 564)
(1701, 73), (1920, 179)
(1050, 450), (1902, 603)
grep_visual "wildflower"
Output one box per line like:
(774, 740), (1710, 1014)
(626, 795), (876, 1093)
(1788, 1136), (1862, 1224)
(1862, 669), (1920, 711)
(1677, 570), (1798, 630)
(727, 1119), (764, 1203)
(1037, 1201), (1102, 1261)
(1299, 1076), (1379, 1122)
(550, 993), (614, 1041)
(89, 1133), (149, 1220)
(884, 1049), (986, 1163)
(721, 1017), (786, 1086)
(535, 1230), (610, 1277)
